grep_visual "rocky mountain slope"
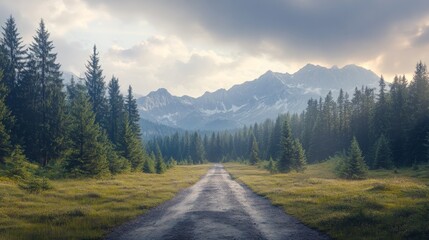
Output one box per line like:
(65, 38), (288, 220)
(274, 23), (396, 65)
(138, 64), (379, 131)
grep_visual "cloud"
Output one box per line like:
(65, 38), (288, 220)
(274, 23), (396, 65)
(413, 25), (429, 47)
(0, 0), (100, 39)
(102, 36), (291, 97)
(54, 38), (89, 78)
(2, 0), (429, 97)
(102, 36), (234, 96)
(85, 0), (429, 63)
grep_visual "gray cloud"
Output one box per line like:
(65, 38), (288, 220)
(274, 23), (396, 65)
(414, 26), (429, 47)
(86, 0), (429, 63)
(2, 0), (429, 96)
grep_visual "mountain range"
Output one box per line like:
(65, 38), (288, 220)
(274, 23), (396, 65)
(137, 64), (379, 132)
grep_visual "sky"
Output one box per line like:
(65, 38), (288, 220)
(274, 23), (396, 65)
(1, 0), (429, 97)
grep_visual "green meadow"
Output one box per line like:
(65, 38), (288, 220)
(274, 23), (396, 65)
(225, 161), (429, 240)
(0, 165), (209, 240)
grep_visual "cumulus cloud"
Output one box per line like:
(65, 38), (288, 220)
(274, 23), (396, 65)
(102, 35), (292, 97)
(0, 0), (102, 40)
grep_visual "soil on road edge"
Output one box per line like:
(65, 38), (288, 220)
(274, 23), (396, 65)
(105, 164), (330, 240)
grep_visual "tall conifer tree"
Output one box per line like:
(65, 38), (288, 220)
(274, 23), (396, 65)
(249, 134), (260, 165)
(389, 75), (409, 166)
(85, 45), (107, 127)
(67, 87), (109, 177)
(155, 144), (166, 174)
(1, 16), (26, 114)
(374, 134), (393, 169)
(121, 114), (145, 171)
(107, 76), (124, 146)
(190, 132), (205, 164)
(278, 119), (294, 172)
(374, 76), (390, 137)
(24, 19), (66, 166)
(0, 71), (12, 162)
(408, 62), (429, 164)
(292, 139), (307, 172)
(125, 85), (141, 136)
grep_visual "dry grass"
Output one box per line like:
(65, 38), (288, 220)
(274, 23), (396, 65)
(225, 161), (429, 240)
(0, 165), (210, 240)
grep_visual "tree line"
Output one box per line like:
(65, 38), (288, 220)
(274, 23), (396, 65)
(0, 16), (169, 178)
(150, 62), (429, 171)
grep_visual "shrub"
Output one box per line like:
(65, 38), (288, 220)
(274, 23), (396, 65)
(336, 137), (368, 179)
(266, 158), (278, 174)
(4, 146), (35, 180)
(19, 177), (52, 193)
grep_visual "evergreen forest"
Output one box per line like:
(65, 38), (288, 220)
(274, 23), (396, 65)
(0, 16), (160, 179)
(2, 15), (429, 181)
(149, 63), (429, 173)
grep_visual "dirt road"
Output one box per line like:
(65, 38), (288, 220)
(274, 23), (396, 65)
(105, 164), (330, 240)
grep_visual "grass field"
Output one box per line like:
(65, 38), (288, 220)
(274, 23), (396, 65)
(0, 165), (210, 240)
(225, 161), (429, 240)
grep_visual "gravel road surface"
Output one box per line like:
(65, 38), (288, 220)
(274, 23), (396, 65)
(105, 164), (330, 240)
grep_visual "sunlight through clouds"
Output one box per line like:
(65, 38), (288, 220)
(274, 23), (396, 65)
(2, 0), (429, 96)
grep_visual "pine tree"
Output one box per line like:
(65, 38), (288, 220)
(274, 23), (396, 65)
(14, 54), (38, 158)
(337, 137), (368, 179)
(67, 88), (109, 177)
(0, 71), (12, 162)
(85, 45), (107, 127)
(143, 152), (156, 173)
(155, 145), (166, 174)
(278, 119), (294, 172)
(389, 75), (409, 166)
(425, 132), (429, 163)
(303, 99), (319, 161)
(374, 76), (390, 137)
(409, 61), (429, 122)
(190, 132), (205, 164)
(102, 131), (130, 175)
(374, 134), (393, 169)
(408, 62), (429, 164)
(4, 146), (32, 180)
(351, 87), (376, 164)
(107, 76), (124, 146)
(24, 19), (67, 166)
(267, 157), (277, 173)
(122, 114), (145, 171)
(249, 134), (260, 165)
(125, 85), (141, 136)
(269, 116), (283, 159)
(292, 139), (307, 172)
(1, 16), (26, 115)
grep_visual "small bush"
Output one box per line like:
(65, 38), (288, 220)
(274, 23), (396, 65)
(143, 158), (155, 173)
(109, 155), (131, 175)
(19, 177), (52, 194)
(167, 157), (177, 169)
(336, 137), (368, 179)
(265, 158), (278, 174)
(4, 146), (36, 180)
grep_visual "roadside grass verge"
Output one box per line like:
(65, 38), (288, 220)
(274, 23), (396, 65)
(225, 161), (429, 240)
(0, 165), (210, 240)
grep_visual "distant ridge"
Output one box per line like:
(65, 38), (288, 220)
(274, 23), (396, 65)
(138, 64), (379, 131)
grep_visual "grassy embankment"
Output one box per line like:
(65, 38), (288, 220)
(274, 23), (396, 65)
(0, 165), (210, 240)
(225, 161), (429, 240)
